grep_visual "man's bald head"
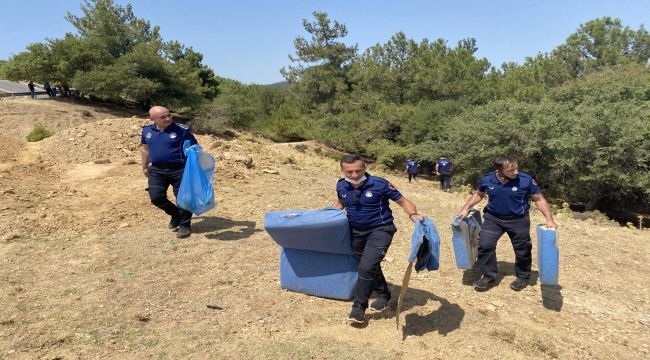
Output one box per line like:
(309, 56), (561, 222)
(149, 106), (172, 130)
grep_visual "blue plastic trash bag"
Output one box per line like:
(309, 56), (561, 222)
(177, 141), (215, 215)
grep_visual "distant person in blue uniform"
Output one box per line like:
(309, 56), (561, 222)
(43, 81), (53, 98)
(332, 154), (424, 324)
(457, 155), (557, 292)
(141, 106), (198, 238)
(405, 159), (419, 183)
(28, 81), (35, 98)
(435, 156), (454, 192)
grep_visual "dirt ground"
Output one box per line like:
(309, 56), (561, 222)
(0, 96), (648, 360)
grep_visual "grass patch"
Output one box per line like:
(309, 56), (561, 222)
(283, 156), (297, 165)
(120, 269), (134, 278)
(294, 144), (308, 153)
(489, 328), (516, 343)
(26, 122), (54, 142)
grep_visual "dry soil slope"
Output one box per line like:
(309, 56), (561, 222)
(0, 97), (648, 359)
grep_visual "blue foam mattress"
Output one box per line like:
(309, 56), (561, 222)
(537, 225), (559, 286)
(264, 208), (352, 255)
(279, 248), (358, 300)
(264, 208), (358, 299)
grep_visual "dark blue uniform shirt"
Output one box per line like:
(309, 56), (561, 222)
(141, 122), (198, 165)
(478, 171), (540, 216)
(406, 160), (418, 173)
(336, 173), (403, 228)
(437, 158), (453, 174)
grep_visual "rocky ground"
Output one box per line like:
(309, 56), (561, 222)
(0, 97), (648, 359)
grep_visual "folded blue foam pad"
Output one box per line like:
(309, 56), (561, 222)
(280, 248), (358, 300)
(537, 225), (559, 286)
(264, 208), (358, 299)
(264, 208), (352, 255)
(450, 209), (482, 269)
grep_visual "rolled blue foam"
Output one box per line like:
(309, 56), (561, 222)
(280, 248), (358, 300)
(264, 208), (358, 299)
(264, 208), (352, 255)
(537, 225), (559, 286)
(450, 209), (482, 270)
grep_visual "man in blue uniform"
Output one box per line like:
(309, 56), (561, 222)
(332, 154), (424, 324)
(435, 156), (454, 192)
(141, 106), (198, 238)
(457, 155), (557, 291)
(405, 159), (419, 183)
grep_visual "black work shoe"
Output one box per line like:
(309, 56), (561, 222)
(347, 305), (365, 324)
(168, 217), (181, 230)
(176, 227), (191, 238)
(473, 276), (496, 291)
(510, 277), (529, 291)
(370, 296), (391, 312)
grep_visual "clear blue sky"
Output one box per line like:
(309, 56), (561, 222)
(2, 0), (648, 84)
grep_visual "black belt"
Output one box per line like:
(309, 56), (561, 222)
(351, 222), (395, 231)
(485, 210), (526, 220)
(151, 163), (185, 170)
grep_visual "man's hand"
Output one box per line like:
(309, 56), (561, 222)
(409, 213), (424, 223)
(546, 219), (558, 229)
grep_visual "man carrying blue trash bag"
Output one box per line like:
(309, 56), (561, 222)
(177, 139), (216, 217)
(141, 105), (215, 239)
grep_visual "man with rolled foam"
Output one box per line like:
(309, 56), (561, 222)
(457, 155), (557, 292)
(332, 154), (424, 324)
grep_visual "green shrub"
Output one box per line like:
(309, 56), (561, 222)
(26, 123), (54, 142)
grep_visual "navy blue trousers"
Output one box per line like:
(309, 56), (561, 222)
(439, 173), (452, 190)
(407, 172), (417, 182)
(350, 223), (397, 309)
(477, 213), (532, 280)
(147, 166), (193, 228)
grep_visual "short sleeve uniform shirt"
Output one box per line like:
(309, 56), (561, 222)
(336, 173), (403, 228)
(141, 122), (197, 165)
(478, 171), (540, 216)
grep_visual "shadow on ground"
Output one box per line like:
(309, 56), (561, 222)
(460, 261), (563, 311)
(396, 286), (464, 339)
(191, 216), (262, 241)
(360, 284), (465, 339)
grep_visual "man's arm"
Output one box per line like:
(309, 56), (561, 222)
(457, 191), (485, 218)
(140, 144), (149, 177)
(530, 193), (557, 228)
(331, 198), (344, 210)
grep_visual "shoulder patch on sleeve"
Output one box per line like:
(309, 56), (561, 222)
(532, 179), (538, 186)
(177, 123), (189, 130)
(388, 182), (397, 190)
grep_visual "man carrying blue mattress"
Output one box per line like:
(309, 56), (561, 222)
(332, 154), (424, 324)
(457, 155), (557, 292)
